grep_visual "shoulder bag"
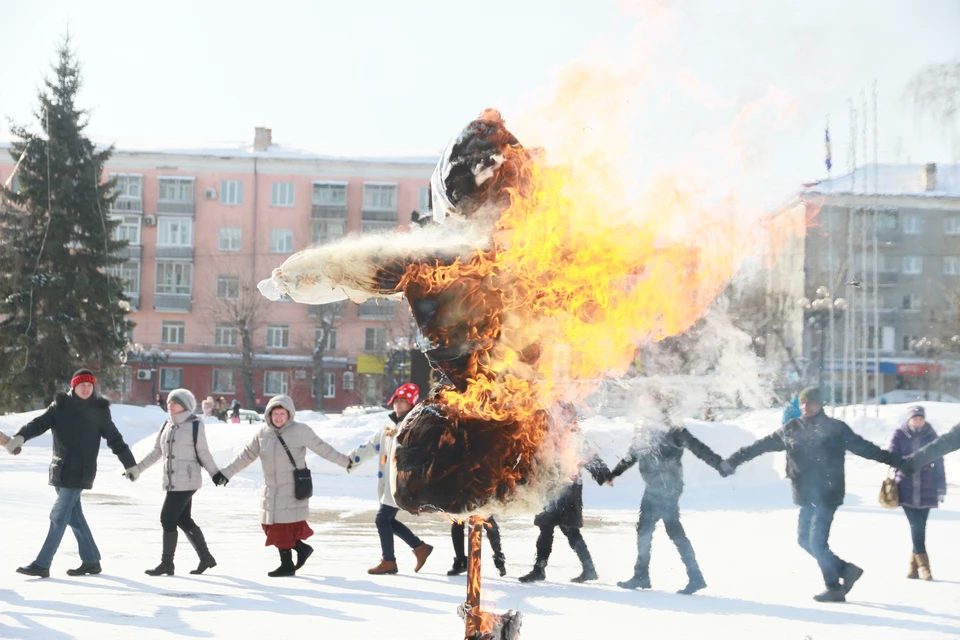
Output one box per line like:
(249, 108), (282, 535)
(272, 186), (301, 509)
(276, 432), (313, 500)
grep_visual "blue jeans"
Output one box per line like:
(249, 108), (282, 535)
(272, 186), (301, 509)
(797, 505), (844, 589)
(35, 488), (101, 569)
(375, 505), (422, 562)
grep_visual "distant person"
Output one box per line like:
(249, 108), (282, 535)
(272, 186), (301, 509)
(724, 387), (902, 602)
(230, 399), (241, 424)
(346, 383), (434, 575)
(887, 406), (945, 580)
(217, 395), (351, 576)
(4, 370), (138, 578)
(214, 397), (228, 421)
(200, 396), (215, 418)
(155, 393), (167, 412)
(131, 389), (223, 576)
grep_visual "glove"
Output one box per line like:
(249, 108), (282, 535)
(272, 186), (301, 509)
(719, 461), (735, 478)
(4, 435), (24, 456)
(212, 471), (229, 486)
(123, 466), (140, 482)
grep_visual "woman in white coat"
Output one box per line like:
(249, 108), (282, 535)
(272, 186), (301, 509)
(218, 395), (351, 577)
(132, 389), (222, 576)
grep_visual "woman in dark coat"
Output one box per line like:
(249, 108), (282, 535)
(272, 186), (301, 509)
(887, 405), (946, 580)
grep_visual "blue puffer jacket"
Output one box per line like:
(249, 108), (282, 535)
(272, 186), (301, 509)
(888, 422), (946, 509)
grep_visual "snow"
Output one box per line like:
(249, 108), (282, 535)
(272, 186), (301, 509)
(1, 402), (959, 639)
(804, 163), (960, 198)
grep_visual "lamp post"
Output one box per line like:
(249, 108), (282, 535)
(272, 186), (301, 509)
(912, 336), (943, 401)
(798, 287), (847, 396)
(128, 343), (171, 404)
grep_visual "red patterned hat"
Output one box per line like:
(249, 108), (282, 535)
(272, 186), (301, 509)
(71, 369), (97, 389)
(388, 383), (419, 406)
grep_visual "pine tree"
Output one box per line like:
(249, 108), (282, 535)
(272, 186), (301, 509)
(0, 37), (132, 409)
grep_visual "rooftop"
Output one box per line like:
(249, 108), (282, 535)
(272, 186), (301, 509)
(803, 163), (960, 199)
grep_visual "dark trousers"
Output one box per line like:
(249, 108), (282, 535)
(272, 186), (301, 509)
(633, 492), (701, 579)
(160, 491), (198, 533)
(375, 504), (423, 562)
(902, 506), (930, 554)
(797, 505), (846, 589)
(533, 523), (593, 570)
(451, 516), (503, 559)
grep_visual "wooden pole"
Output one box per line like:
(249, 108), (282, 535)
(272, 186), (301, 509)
(464, 515), (484, 639)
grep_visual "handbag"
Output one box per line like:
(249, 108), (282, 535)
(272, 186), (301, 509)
(276, 433), (313, 501)
(878, 468), (899, 509)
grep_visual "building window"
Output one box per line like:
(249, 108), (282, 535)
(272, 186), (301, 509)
(212, 369), (235, 394)
(220, 180), (243, 205)
(107, 261), (141, 295)
(364, 327), (386, 352)
(324, 372), (336, 398)
(313, 183), (347, 206)
(269, 229), (294, 253)
(881, 326), (895, 353)
(216, 275), (240, 300)
(902, 256), (923, 275)
(945, 217), (960, 235)
(266, 324), (290, 348)
(158, 178), (194, 202)
(418, 186), (430, 212)
(113, 175), (143, 198)
(342, 371), (355, 391)
(264, 371), (289, 395)
(214, 323), (237, 347)
(10, 174), (21, 193)
(362, 183), (398, 233)
(271, 182), (295, 207)
(218, 227), (242, 252)
(161, 321), (185, 345)
(903, 335), (918, 352)
(903, 215), (922, 235)
(159, 367), (183, 392)
(110, 214), (141, 245)
(155, 262), (193, 295)
(945, 257), (960, 275)
(314, 327), (337, 350)
(158, 217), (193, 246)
(902, 294), (922, 311)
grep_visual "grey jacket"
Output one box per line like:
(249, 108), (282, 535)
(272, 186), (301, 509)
(137, 412), (220, 492)
(221, 395), (350, 524)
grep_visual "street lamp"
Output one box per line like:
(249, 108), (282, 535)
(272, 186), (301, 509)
(128, 343), (172, 404)
(797, 287), (848, 394)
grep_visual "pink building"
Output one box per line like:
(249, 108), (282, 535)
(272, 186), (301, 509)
(1, 128), (435, 411)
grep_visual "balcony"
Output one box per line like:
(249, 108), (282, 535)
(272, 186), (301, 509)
(117, 244), (142, 260)
(852, 271), (899, 287)
(854, 230), (901, 246)
(311, 205), (348, 220)
(110, 196), (143, 214)
(156, 199), (195, 215)
(125, 293), (140, 311)
(308, 301), (345, 319)
(358, 299), (395, 320)
(153, 293), (192, 312)
(155, 245), (194, 260)
(361, 207), (398, 234)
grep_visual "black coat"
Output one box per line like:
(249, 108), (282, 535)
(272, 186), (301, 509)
(16, 392), (136, 490)
(610, 426), (724, 499)
(728, 410), (896, 507)
(908, 422), (960, 470)
(534, 455), (609, 529)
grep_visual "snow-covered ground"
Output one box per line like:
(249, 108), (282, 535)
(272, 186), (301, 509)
(1, 402), (959, 639)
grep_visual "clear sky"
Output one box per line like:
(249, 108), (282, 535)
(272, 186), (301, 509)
(2, 0), (959, 208)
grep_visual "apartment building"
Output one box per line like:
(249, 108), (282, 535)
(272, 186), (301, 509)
(1, 128), (435, 411)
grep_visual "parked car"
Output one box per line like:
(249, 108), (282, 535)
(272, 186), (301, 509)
(238, 409), (265, 423)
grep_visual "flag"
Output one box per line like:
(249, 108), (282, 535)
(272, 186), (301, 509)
(824, 126), (832, 173)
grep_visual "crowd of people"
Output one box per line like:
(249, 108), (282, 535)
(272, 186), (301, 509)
(2, 373), (958, 605)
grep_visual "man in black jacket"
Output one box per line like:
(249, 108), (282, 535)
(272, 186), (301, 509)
(725, 387), (900, 602)
(902, 422), (960, 472)
(3, 370), (138, 578)
(608, 417), (732, 595)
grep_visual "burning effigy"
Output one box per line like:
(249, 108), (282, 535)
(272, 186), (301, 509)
(258, 108), (740, 518)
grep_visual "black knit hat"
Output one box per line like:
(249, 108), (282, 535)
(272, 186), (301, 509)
(71, 369), (97, 389)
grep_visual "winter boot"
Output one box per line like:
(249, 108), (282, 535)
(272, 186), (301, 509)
(493, 552), (507, 577)
(569, 537), (598, 583)
(368, 559), (399, 575)
(412, 543), (433, 573)
(907, 553), (919, 579)
(813, 587), (846, 603)
(66, 562), (102, 576)
(915, 553), (933, 581)
(294, 541), (314, 570)
(840, 563), (864, 594)
(678, 570), (707, 595)
(145, 531), (177, 576)
(184, 526), (217, 575)
(267, 549), (296, 577)
(617, 572), (652, 590)
(447, 556), (468, 576)
(518, 560), (547, 583)
(16, 563), (50, 578)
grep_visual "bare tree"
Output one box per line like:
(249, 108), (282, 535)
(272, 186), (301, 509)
(727, 279), (805, 378)
(206, 276), (267, 409)
(304, 301), (343, 411)
(905, 60), (960, 157)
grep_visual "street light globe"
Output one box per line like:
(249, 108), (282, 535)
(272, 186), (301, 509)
(834, 298), (848, 310)
(816, 286), (830, 298)
(133, 343), (143, 352)
(797, 297), (811, 309)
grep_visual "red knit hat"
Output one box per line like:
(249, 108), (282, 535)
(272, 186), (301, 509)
(71, 369), (97, 389)
(388, 383), (419, 406)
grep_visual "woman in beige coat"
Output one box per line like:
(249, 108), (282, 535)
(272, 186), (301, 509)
(218, 395), (351, 577)
(133, 388), (223, 576)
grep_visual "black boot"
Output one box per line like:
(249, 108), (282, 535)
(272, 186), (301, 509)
(569, 535), (598, 583)
(268, 549), (296, 577)
(518, 560), (547, 583)
(294, 541), (314, 570)
(493, 552), (507, 577)
(66, 561), (102, 576)
(145, 531), (177, 576)
(678, 569), (707, 595)
(16, 563), (50, 578)
(184, 526), (217, 575)
(447, 556), (468, 576)
(617, 572), (652, 589)
(486, 518), (506, 577)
